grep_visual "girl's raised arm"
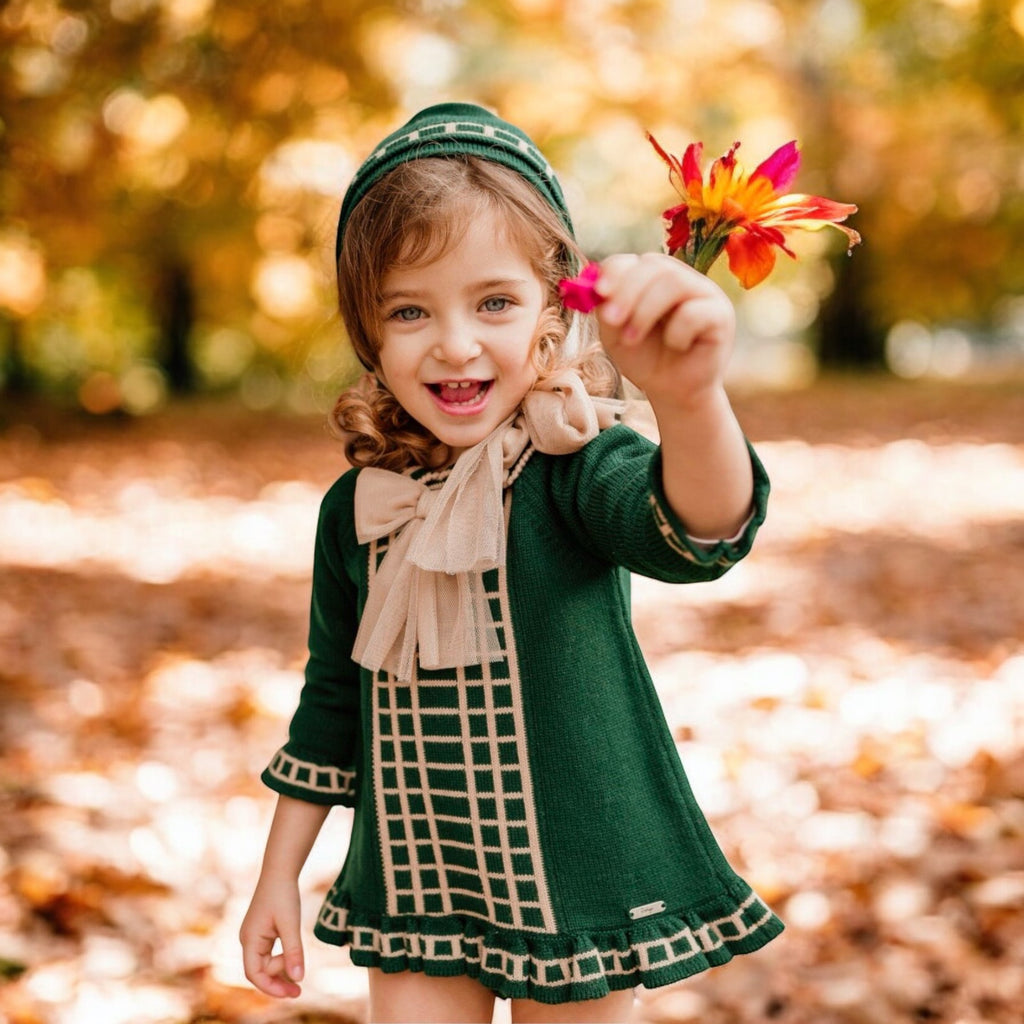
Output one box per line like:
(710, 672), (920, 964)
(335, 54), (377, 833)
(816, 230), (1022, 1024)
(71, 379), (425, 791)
(594, 252), (754, 539)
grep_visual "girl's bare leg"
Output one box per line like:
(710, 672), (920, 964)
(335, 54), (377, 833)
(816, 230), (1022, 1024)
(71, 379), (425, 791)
(511, 989), (635, 1024)
(367, 967), (497, 1024)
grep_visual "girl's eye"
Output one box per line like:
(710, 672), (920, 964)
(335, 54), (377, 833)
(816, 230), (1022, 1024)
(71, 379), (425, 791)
(390, 306), (424, 323)
(481, 296), (512, 313)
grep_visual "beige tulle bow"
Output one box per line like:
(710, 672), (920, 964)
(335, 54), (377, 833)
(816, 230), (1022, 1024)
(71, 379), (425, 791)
(351, 371), (622, 681)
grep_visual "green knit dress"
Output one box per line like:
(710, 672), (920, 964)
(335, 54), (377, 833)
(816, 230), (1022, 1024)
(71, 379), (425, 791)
(262, 423), (783, 1003)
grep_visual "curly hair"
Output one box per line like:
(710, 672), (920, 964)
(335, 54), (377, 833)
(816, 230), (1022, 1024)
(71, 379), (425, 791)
(331, 156), (617, 471)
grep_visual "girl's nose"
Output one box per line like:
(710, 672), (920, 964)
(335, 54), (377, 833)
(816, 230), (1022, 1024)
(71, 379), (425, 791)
(434, 322), (482, 366)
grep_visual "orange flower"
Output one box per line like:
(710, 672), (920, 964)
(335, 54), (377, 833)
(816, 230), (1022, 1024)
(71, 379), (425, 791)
(647, 133), (861, 288)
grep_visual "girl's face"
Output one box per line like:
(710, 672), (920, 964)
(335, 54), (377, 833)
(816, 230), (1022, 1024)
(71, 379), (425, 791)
(377, 205), (546, 457)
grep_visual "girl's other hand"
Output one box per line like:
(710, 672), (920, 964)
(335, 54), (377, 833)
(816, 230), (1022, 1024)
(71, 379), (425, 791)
(239, 877), (305, 999)
(594, 253), (736, 406)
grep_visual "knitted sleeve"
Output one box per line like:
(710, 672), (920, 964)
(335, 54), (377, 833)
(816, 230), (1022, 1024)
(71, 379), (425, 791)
(545, 424), (769, 583)
(261, 471), (362, 806)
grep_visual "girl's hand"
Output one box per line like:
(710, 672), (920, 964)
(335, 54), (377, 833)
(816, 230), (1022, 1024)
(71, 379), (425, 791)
(239, 875), (305, 999)
(593, 253), (752, 537)
(594, 253), (735, 405)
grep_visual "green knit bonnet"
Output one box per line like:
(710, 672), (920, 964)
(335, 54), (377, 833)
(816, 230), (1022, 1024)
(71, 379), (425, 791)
(334, 102), (575, 261)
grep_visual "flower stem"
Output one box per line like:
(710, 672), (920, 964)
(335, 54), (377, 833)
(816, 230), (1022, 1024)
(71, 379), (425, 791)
(690, 243), (725, 275)
(679, 219), (731, 275)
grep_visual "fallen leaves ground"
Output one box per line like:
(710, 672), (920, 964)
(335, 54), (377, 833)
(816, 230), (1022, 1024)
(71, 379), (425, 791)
(0, 377), (1022, 1024)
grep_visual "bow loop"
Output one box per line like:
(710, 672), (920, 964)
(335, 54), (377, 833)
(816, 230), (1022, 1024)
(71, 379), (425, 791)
(522, 370), (614, 454)
(354, 468), (430, 544)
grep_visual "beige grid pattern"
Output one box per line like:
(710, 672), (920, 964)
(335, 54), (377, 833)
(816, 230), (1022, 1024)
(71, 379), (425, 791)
(367, 498), (557, 934)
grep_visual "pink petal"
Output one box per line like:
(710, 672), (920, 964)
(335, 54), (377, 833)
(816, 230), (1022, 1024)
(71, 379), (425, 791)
(558, 262), (604, 313)
(752, 141), (800, 192)
(767, 194), (858, 223)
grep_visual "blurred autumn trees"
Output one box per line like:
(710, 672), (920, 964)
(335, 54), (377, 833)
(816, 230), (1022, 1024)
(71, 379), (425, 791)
(1, 0), (1022, 411)
(1, 0), (400, 410)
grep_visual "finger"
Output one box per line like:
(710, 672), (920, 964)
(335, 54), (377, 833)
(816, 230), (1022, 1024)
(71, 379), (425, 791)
(593, 253), (640, 295)
(240, 930), (273, 983)
(242, 929), (303, 999)
(242, 955), (297, 999)
(593, 254), (641, 326)
(260, 971), (303, 999)
(268, 951), (304, 991)
(617, 271), (698, 347)
(661, 294), (735, 352)
(598, 254), (698, 338)
(283, 943), (305, 984)
(254, 953), (303, 999)
(276, 902), (305, 984)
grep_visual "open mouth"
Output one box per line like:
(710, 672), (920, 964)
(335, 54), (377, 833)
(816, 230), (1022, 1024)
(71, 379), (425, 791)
(427, 380), (492, 409)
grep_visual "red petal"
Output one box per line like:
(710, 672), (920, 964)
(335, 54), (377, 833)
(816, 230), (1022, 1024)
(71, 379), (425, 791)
(646, 130), (677, 171)
(647, 131), (690, 199)
(752, 141), (800, 192)
(746, 221), (794, 258)
(558, 262), (604, 313)
(725, 231), (778, 289)
(682, 142), (704, 188)
(663, 203), (691, 253)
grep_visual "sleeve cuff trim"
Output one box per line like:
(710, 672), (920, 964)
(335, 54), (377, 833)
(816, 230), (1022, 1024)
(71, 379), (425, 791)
(264, 747), (357, 797)
(648, 493), (750, 568)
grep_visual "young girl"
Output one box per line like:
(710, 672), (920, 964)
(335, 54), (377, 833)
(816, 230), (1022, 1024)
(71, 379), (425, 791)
(240, 102), (783, 1024)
